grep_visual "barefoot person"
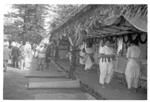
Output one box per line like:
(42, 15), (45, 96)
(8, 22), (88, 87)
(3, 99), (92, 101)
(98, 40), (115, 88)
(125, 42), (141, 90)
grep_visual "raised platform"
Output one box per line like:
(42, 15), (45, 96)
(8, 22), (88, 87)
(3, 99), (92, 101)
(27, 80), (80, 89)
(34, 93), (95, 100)
(28, 78), (71, 82)
(25, 71), (66, 78)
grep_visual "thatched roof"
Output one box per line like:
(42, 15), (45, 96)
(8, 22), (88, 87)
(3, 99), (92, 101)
(50, 5), (89, 34)
(50, 5), (147, 42)
(88, 16), (142, 37)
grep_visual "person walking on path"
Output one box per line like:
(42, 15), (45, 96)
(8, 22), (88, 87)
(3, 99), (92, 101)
(24, 42), (32, 69)
(98, 40), (115, 88)
(32, 44), (37, 57)
(11, 42), (20, 68)
(125, 42), (141, 90)
(18, 43), (25, 70)
(3, 42), (11, 72)
(37, 44), (46, 71)
(45, 43), (52, 70)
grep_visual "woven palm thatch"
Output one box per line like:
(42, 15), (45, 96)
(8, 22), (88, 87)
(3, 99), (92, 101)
(123, 5), (147, 32)
(123, 5), (147, 17)
(52, 5), (147, 32)
(51, 5), (147, 45)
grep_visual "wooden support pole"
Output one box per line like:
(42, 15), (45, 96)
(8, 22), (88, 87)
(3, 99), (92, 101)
(68, 46), (77, 80)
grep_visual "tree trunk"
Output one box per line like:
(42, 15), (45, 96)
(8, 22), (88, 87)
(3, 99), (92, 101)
(22, 6), (28, 42)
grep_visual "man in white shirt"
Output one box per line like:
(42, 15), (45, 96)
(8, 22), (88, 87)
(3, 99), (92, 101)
(98, 40), (115, 88)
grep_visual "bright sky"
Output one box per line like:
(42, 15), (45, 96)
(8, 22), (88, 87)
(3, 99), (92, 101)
(3, 4), (14, 14)
(3, 5), (10, 14)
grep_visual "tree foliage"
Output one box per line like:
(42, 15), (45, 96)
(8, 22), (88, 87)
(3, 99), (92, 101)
(48, 5), (82, 29)
(4, 4), (82, 43)
(4, 4), (50, 43)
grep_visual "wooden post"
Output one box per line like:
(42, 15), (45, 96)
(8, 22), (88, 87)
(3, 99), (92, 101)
(54, 43), (59, 61)
(69, 46), (77, 80)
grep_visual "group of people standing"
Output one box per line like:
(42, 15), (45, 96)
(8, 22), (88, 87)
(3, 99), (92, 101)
(4, 37), (142, 91)
(34, 42), (54, 71)
(3, 39), (55, 72)
(79, 39), (141, 90)
(3, 41), (33, 71)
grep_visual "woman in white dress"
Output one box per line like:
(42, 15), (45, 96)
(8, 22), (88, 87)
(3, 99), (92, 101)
(125, 42), (141, 89)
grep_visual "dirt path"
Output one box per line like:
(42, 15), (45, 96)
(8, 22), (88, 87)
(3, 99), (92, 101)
(3, 67), (34, 99)
(3, 58), (85, 100)
(4, 58), (146, 100)
(55, 59), (147, 100)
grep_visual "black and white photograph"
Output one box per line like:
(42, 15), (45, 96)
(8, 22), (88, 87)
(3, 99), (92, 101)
(3, 1), (148, 100)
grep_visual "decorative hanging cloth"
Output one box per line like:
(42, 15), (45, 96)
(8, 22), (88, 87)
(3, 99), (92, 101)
(84, 42), (94, 70)
(84, 55), (93, 70)
(139, 33), (147, 44)
(117, 38), (123, 54)
(131, 34), (139, 45)
(123, 34), (130, 44)
(131, 34), (138, 41)
(79, 43), (86, 65)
